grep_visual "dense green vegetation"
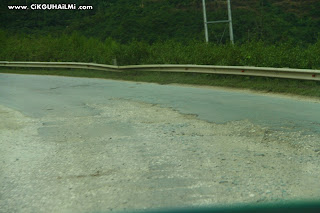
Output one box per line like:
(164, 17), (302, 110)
(1, 0), (320, 44)
(1, 31), (320, 69)
(1, 0), (320, 97)
(1, 0), (319, 68)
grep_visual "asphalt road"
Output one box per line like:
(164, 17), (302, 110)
(1, 73), (320, 212)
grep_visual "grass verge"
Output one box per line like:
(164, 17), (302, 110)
(1, 67), (320, 98)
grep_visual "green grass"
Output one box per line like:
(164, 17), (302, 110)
(1, 32), (320, 99)
(1, 31), (320, 69)
(1, 67), (320, 98)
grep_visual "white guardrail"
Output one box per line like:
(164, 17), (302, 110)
(0, 61), (319, 81)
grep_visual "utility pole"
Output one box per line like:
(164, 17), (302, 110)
(227, 0), (234, 44)
(202, 0), (234, 44)
(202, 0), (209, 43)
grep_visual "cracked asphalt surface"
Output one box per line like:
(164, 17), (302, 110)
(1, 73), (320, 212)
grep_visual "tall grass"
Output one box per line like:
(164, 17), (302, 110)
(1, 30), (319, 69)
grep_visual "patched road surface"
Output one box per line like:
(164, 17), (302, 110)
(1, 74), (320, 212)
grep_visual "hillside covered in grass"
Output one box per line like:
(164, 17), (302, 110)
(1, 30), (320, 69)
(1, 1), (320, 97)
(1, 0), (319, 44)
